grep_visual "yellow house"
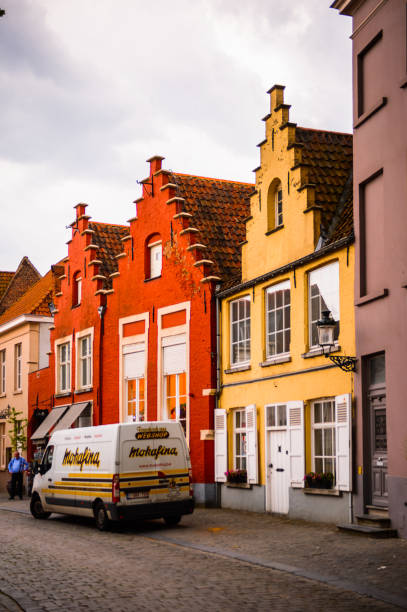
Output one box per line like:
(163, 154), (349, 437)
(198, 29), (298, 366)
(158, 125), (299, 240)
(215, 86), (355, 523)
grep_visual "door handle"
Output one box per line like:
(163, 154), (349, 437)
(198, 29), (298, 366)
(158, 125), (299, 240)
(268, 464), (273, 468)
(48, 478), (52, 482)
(276, 468), (284, 472)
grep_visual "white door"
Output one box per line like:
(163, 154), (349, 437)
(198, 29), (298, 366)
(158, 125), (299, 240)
(267, 429), (290, 514)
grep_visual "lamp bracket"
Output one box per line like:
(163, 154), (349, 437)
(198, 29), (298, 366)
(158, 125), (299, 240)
(328, 355), (357, 372)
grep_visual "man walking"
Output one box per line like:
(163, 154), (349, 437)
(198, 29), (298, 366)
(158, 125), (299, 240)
(8, 450), (29, 500)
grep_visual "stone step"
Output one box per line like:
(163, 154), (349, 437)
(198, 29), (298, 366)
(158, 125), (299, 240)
(366, 504), (389, 518)
(337, 523), (398, 538)
(355, 514), (392, 528)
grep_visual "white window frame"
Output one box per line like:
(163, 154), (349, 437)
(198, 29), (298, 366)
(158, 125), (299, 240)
(75, 327), (94, 391)
(233, 408), (247, 471)
(311, 398), (337, 478)
(119, 313), (149, 424)
(275, 185), (283, 227)
(124, 343), (146, 423)
(14, 343), (22, 391)
(149, 241), (162, 279)
(308, 261), (340, 348)
(157, 301), (190, 442)
(0, 349), (5, 395)
(0, 423), (6, 469)
(265, 280), (290, 359)
(74, 275), (82, 306)
(55, 335), (72, 394)
(230, 296), (251, 366)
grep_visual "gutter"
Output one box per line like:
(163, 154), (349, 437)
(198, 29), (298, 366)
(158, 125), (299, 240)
(0, 315), (54, 335)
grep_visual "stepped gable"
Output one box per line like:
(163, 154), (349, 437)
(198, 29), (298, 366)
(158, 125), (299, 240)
(170, 173), (253, 284)
(0, 256), (41, 315)
(0, 264), (63, 326)
(89, 221), (129, 288)
(0, 271), (14, 300)
(295, 127), (353, 234)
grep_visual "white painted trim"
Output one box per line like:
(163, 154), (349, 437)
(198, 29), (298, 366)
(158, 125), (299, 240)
(0, 315), (53, 335)
(119, 312), (149, 424)
(74, 327), (94, 391)
(157, 301), (191, 443)
(55, 334), (72, 394)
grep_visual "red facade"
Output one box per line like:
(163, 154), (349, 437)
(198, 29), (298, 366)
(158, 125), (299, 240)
(28, 157), (252, 504)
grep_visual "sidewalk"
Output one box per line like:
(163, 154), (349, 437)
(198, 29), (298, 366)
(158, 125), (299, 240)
(1, 493), (406, 610)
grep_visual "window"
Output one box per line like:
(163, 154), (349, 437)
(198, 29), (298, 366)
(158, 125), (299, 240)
(234, 409), (247, 470)
(14, 343), (22, 391)
(230, 297), (251, 366)
(72, 272), (82, 306)
(266, 281), (290, 358)
(78, 335), (92, 388)
(149, 242), (162, 278)
(309, 262), (339, 348)
(123, 343), (145, 422)
(163, 335), (187, 435)
(58, 342), (71, 393)
(359, 170), (385, 297)
(74, 404), (92, 428)
(266, 404), (287, 428)
(357, 30), (384, 117)
(0, 350), (5, 395)
(267, 180), (283, 231)
(312, 399), (336, 476)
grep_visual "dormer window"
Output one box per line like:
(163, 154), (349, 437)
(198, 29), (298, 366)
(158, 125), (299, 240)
(145, 234), (162, 280)
(73, 272), (82, 306)
(267, 180), (283, 232)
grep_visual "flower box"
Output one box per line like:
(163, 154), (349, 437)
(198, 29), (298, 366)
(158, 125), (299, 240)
(304, 472), (334, 490)
(225, 469), (247, 484)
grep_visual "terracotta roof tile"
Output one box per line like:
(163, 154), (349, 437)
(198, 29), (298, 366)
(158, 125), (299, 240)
(170, 174), (253, 284)
(295, 127), (353, 234)
(0, 271), (14, 300)
(0, 267), (58, 327)
(89, 222), (129, 288)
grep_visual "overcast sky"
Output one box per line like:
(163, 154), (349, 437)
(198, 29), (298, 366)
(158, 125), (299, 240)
(0, 0), (352, 275)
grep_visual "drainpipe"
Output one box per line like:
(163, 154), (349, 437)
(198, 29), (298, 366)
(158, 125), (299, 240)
(215, 284), (221, 508)
(97, 304), (106, 425)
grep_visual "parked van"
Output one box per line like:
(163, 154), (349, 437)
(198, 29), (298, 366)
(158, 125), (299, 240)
(30, 421), (194, 530)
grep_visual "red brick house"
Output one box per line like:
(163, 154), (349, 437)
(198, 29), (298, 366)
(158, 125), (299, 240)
(29, 156), (252, 505)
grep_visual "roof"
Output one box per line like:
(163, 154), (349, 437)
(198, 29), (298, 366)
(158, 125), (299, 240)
(0, 256), (42, 315)
(0, 271), (14, 300)
(89, 222), (129, 288)
(295, 127), (353, 236)
(169, 173), (253, 284)
(0, 267), (57, 327)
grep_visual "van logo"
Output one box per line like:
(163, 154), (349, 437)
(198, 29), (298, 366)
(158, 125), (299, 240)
(62, 447), (101, 471)
(135, 430), (169, 440)
(129, 445), (178, 459)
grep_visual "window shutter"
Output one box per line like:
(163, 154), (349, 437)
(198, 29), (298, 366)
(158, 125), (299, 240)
(163, 343), (186, 375)
(245, 404), (258, 484)
(287, 401), (304, 488)
(335, 394), (352, 491)
(214, 409), (228, 482)
(123, 343), (145, 379)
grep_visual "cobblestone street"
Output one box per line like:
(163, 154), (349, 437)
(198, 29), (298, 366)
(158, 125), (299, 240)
(0, 498), (406, 611)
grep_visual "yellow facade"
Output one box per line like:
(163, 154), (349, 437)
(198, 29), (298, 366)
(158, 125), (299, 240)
(217, 86), (355, 520)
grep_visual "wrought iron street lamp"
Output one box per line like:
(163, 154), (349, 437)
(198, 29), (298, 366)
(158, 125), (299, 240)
(316, 310), (357, 372)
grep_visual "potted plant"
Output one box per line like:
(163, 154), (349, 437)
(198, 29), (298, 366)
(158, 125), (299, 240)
(225, 469), (247, 484)
(304, 471), (334, 489)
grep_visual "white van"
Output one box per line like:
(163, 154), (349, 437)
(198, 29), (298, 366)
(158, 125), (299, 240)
(30, 421), (194, 530)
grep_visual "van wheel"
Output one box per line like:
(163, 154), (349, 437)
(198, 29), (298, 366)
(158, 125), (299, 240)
(164, 515), (181, 527)
(30, 494), (51, 520)
(94, 502), (110, 531)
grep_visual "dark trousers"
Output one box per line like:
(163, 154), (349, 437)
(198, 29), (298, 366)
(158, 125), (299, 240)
(10, 472), (23, 499)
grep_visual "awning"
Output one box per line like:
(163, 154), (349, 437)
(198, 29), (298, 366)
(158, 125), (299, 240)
(31, 405), (69, 442)
(52, 402), (90, 433)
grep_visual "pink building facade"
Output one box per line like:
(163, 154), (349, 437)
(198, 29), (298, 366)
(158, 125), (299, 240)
(333, 0), (407, 537)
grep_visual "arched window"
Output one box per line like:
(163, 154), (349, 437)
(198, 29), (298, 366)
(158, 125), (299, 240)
(267, 180), (283, 232)
(72, 271), (82, 306)
(145, 233), (162, 279)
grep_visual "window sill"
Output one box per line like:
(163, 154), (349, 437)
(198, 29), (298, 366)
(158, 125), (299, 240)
(355, 289), (388, 306)
(13, 390), (23, 395)
(144, 275), (162, 283)
(0, 393), (5, 398)
(226, 483), (252, 489)
(224, 364), (251, 374)
(71, 303), (81, 310)
(303, 488), (342, 497)
(400, 76), (407, 89)
(265, 225), (284, 236)
(75, 387), (93, 395)
(260, 354), (291, 367)
(55, 391), (72, 398)
(301, 345), (340, 359)
(353, 97), (387, 129)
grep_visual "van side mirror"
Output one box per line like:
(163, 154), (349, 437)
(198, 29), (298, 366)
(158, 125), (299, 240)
(39, 464), (47, 475)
